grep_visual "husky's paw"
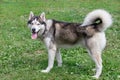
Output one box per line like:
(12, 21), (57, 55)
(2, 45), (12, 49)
(58, 63), (62, 67)
(41, 70), (49, 73)
(92, 75), (99, 79)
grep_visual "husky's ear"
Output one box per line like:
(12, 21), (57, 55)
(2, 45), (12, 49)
(40, 12), (46, 22)
(29, 11), (34, 20)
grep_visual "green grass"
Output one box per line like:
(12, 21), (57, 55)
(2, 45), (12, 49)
(0, 0), (120, 80)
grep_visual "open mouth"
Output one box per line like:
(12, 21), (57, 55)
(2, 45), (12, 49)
(31, 29), (40, 40)
(31, 32), (38, 40)
(31, 28), (40, 40)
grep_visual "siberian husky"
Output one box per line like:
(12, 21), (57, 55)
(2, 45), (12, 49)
(27, 9), (112, 78)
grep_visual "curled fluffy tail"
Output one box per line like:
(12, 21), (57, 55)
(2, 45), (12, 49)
(82, 9), (112, 31)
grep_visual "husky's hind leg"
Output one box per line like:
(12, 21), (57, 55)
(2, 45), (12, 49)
(88, 49), (102, 79)
(86, 32), (106, 79)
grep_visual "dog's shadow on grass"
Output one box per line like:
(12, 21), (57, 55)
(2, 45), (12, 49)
(39, 58), (93, 77)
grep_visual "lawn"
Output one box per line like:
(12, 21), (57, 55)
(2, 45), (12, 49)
(0, 0), (120, 80)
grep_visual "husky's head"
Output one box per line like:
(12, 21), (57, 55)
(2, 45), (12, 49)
(27, 11), (46, 39)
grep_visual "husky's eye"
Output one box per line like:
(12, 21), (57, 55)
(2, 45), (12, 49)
(37, 23), (40, 25)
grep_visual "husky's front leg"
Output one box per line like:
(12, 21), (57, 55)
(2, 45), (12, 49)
(56, 49), (62, 67)
(41, 49), (56, 73)
(41, 38), (56, 73)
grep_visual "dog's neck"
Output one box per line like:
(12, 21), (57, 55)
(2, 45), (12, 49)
(38, 19), (53, 40)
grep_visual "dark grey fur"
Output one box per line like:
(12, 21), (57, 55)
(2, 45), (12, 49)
(39, 19), (99, 45)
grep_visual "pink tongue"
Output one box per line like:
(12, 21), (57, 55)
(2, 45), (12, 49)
(31, 33), (38, 39)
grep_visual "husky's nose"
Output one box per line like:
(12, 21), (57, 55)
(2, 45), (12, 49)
(32, 28), (36, 33)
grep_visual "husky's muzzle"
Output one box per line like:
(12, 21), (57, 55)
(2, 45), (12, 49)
(31, 28), (39, 40)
